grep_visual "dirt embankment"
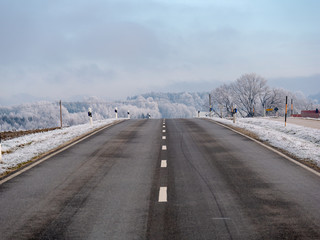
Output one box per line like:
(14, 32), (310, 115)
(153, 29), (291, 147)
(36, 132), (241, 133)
(0, 127), (60, 141)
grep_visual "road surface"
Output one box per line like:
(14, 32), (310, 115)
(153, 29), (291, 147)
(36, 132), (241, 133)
(0, 119), (320, 239)
(270, 117), (320, 129)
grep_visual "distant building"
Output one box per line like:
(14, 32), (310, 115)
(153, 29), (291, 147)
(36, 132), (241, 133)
(292, 109), (320, 118)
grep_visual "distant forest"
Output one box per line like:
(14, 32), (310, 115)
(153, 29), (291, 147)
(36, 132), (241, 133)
(1, 75), (318, 131)
(0, 92), (208, 131)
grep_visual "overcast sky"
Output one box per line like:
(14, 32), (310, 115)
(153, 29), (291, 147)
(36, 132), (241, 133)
(1, 0), (320, 105)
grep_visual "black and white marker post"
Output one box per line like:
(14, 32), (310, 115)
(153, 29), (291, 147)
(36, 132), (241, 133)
(233, 108), (237, 123)
(88, 108), (93, 126)
(115, 107), (118, 119)
(127, 110), (130, 119)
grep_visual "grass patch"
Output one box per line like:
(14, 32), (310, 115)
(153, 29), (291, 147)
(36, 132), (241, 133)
(0, 159), (34, 179)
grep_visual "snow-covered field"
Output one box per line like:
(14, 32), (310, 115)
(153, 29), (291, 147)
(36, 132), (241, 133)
(0, 119), (123, 175)
(210, 117), (320, 166)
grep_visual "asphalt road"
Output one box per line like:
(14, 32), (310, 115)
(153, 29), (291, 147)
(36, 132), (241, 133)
(0, 119), (320, 239)
(270, 117), (320, 129)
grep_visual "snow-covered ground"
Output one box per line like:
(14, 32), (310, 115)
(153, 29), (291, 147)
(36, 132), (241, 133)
(210, 117), (320, 166)
(0, 119), (123, 175)
(1, 117), (319, 176)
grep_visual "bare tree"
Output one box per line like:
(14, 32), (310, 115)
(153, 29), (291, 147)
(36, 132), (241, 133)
(259, 86), (272, 116)
(231, 73), (267, 117)
(211, 84), (234, 117)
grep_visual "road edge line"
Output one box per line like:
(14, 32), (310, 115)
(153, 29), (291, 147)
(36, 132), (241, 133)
(0, 120), (126, 185)
(206, 119), (320, 177)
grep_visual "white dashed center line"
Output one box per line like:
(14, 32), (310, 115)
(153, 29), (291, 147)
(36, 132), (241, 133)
(162, 136), (166, 140)
(162, 145), (167, 150)
(161, 160), (167, 168)
(158, 187), (167, 202)
(162, 130), (166, 133)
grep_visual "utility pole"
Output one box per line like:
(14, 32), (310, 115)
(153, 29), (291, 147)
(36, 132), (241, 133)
(209, 94), (212, 118)
(59, 100), (63, 129)
(0, 134), (2, 164)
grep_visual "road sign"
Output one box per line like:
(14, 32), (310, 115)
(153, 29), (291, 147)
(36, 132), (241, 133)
(266, 108), (273, 112)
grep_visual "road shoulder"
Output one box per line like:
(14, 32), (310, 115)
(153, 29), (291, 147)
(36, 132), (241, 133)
(0, 120), (126, 183)
(205, 118), (320, 176)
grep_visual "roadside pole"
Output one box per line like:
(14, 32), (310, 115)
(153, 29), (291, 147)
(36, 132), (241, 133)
(285, 96), (288, 126)
(88, 108), (93, 126)
(291, 99), (293, 116)
(127, 110), (130, 119)
(115, 107), (118, 119)
(0, 134), (2, 164)
(209, 94), (212, 118)
(233, 108), (237, 123)
(59, 100), (63, 129)
(198, 111), (200, 118)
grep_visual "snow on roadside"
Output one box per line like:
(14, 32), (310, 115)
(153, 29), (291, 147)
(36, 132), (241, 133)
(0, 119), (123, 175)
(210, 117), (320, 166)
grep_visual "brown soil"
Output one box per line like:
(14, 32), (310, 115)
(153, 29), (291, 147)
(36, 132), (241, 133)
(0, 127), (60, 141)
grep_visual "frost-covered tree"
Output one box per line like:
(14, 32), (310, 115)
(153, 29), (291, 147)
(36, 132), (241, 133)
(231, 73), (268, 117)
(211, 84), (234, 117)
(1, 92), (208, 130)
(210, 73), (318, 118)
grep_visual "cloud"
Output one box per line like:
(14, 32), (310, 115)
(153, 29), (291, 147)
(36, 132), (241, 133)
(0, 0), (320, 105)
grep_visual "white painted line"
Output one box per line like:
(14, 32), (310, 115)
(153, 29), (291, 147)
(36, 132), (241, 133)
(162, 130), (166, 133)
(158, 187), (167, 202)
(162, 145), (167, 150)
(162, 136), (166, 140)
(161, 160), (167, 168)
(210, 119), (320, 177)
(163, 125), (165, 128)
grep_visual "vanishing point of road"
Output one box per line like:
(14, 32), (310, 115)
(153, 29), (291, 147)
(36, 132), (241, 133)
(0, 119), (320, 239)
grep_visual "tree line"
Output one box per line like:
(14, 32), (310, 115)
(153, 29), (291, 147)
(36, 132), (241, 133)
(210, 73), (316, 117)
(0, 93), (207, 131)
(0, 77), (317, 131)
